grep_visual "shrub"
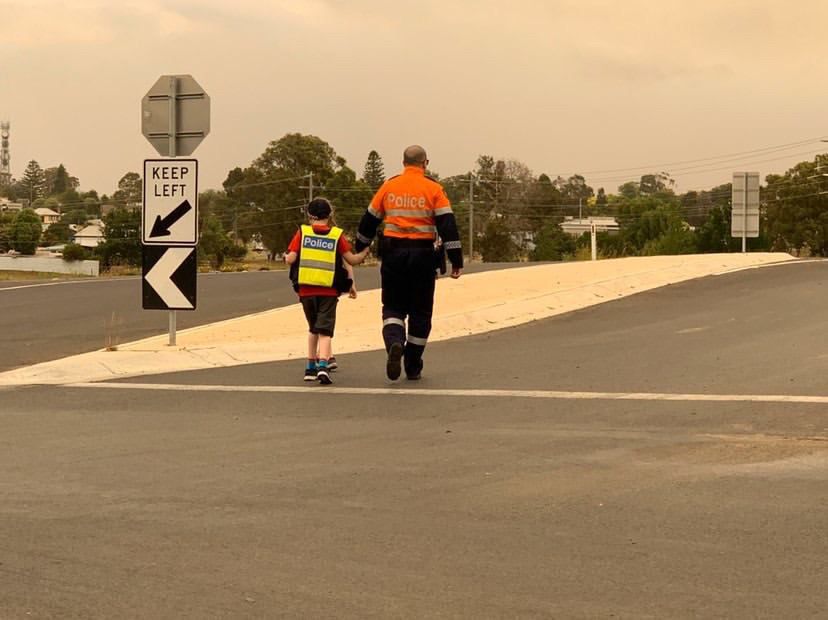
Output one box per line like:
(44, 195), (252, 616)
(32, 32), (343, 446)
(62, 243), (87, 261)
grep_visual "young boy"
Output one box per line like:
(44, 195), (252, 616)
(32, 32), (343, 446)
(285, 198), (368, 384)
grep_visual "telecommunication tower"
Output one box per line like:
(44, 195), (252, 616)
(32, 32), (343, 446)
(0, 121), (10, 187)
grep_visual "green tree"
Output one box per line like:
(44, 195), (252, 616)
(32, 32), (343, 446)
(327, 166), (373, 234)
(20, 160), (46, 204)
(557, 174), (594, 205)
(0, 212), (14, 251)
(112, 172), (142, 206)
(525, 173), (564, 232)
(362, 150), (386, 190)
(10, 208), (42, 254)
(199, 214), (233, 269)
(695, 205), (738, 253)
(595, 187), (608, 209)
(61, 207), (90, 226)
(479, 218), (518, 262)
(531, 221), (575, 261)
(229, 133), (345, 257)
(643, 220), (697, 255)
(44, 164), (78, 196)
(223, 167), (246, 192)
(96, 207), (140, 268)
(764, 155), (828, 255)
(618, 181), (639, 200)
(42, 221), (72, 246)
(639, 173), (674, 197)
(83, 196), (101, 217)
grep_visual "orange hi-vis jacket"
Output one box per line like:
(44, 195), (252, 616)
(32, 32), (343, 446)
(367, 166), (454, 240)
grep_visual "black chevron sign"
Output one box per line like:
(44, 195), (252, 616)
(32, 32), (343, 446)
(142, 246), (197, 311)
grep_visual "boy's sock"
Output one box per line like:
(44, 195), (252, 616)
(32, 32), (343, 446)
(306, 359), (317, 370)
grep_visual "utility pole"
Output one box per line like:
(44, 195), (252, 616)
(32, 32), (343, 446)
(299, 173), (318, 214)
(579, 197), (582, 221)
(468, 174), (475, 263)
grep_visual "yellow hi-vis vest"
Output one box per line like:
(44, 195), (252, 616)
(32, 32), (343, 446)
(297, 225), (343, 288)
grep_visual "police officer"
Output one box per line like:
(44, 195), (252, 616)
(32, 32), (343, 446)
(354, 145), (463, 380)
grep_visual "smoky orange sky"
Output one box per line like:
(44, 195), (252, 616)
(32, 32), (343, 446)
(2, 0), (826, 196)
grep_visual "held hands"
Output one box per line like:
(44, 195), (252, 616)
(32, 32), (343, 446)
(450, 267), (462, 279)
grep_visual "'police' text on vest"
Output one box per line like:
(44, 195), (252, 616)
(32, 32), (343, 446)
(303, 236), (336, 251)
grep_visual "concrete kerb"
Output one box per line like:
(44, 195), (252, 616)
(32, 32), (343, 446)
(0, 253), (798, 387)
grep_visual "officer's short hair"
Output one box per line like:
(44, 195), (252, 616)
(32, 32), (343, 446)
(403, 145), (428, 165)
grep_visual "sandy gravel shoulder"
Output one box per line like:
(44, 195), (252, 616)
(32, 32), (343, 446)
(0, 253), (796, 386)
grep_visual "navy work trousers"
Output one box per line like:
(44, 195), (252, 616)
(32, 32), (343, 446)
(380, 245), (436, 371)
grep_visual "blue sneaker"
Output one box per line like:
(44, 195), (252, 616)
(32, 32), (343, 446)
(317, 366), (332, 385)
(303, 364), (317, 382)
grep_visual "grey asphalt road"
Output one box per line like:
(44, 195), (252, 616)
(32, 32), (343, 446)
(1, 261), (827, 618)
(0, 262), (513, 373)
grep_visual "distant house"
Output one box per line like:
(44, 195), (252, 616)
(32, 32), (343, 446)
(73, 223), (105, 248)
(0, 198), (23, 213)
(35, 207), (61, 231)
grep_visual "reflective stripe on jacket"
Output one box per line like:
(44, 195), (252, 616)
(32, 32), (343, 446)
(297, 224), (343, 287)
(370, 166), (452, 240)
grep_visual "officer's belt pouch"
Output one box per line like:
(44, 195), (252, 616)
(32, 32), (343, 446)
(376, 231), (386, 259)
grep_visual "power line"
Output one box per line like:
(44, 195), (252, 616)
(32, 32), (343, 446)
(570, 136), (826, 175)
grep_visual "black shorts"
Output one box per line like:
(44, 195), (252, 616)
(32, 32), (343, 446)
(301, 296), (338, 337)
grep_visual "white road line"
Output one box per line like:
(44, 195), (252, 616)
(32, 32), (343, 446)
(63, 382), (828, 404)
(0, 277), (138, 292)
(0, 270), (271, 293)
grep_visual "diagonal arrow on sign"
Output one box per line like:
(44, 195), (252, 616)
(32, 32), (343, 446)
(145, 247), (195, 309)
(149, 199), (193, 238)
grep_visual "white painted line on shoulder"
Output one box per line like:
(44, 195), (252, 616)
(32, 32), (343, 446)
(0, 270), (266, 293)
(0, 277), (140, 292)
(63, 382), (828, 404)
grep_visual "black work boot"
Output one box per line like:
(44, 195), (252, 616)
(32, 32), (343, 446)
(386, 342), (403, 381)
(404, 342), (424, 380)
(405, 358), (423, 381)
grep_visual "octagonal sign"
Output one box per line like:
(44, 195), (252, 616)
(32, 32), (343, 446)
(141, 74), (210, 157)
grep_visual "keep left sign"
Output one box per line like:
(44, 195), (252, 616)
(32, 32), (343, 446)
(142, 159), (198, 245)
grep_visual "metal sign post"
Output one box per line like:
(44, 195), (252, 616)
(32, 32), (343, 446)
(731, 171), (760, 251)
(141, 74), (209, 346)
(590, 221), (597, 261)
(167, 76), (177, 341)
(742, 173), (748, 253)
